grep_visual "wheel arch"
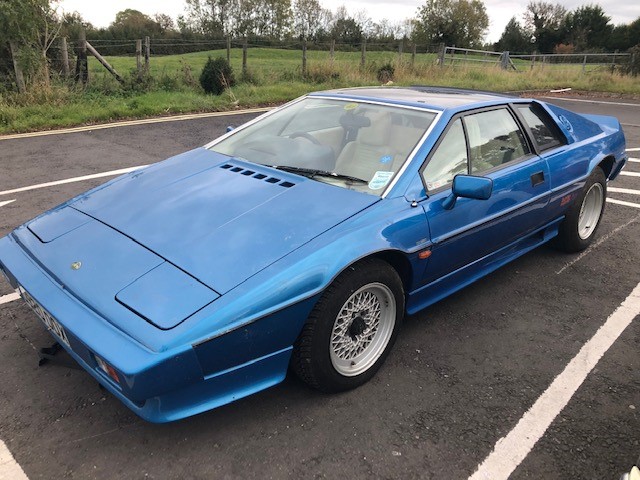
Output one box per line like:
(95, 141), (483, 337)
(368, 250), (414, 295)
(597, 155), (615, 179)
(324, 250), (414, 304)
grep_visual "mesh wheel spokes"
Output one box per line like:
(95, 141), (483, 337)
(329, 283), (396, 377)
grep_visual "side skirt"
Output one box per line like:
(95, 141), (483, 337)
(406, 217), (563, 315)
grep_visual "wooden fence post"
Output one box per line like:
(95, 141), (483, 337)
(411, 44), (416, 67)
(582, 54), (587, 73)
(136, 39), (142, 75)
(227, 36), (231, 63)
(9, 41), (26, 93)
(360, 38), (366, 69)
(500, 51), (509, 70)
(330, 39), (335, 64)
(302, 39), (307, 77)
(438, 43), (445, 66)
(242, 37), (248, 75)
(61, 37), (70, 79)
(144, 36), (150, 72)
(398, 41), (403, 63)
(86, 41), (124, 83)
(75, 29), (88, 85)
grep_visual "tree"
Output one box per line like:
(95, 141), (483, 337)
(251, 0), (291, 38)
(293, 0), (322, 39)
(523, 1), (567, 53)
(331, 17), (363, 45)
(495, 17), (532, 53)
(413, 0), (488, 48)
(60, 11), (92, 39)
(110, 9), (162, 38)
(607, 24), (630, 51)
(562, 4), (612, 51)
(153, 13), (176, 34)
(183, 0), (230, 37)
(0, 0), (62, 89)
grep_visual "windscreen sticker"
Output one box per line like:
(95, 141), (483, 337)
(369, 171), (394, 190)
(426, 179), (449, 190)
(344, 103), (359, 111)
(380, 155), (393, 164)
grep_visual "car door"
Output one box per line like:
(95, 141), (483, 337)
(419, 106), (551, 285)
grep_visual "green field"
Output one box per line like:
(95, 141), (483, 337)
(1, 47), (638, 134)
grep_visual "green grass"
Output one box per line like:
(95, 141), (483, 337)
(0, 47), (638, 134)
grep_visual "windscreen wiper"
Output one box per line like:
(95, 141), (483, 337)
(273, 165), (368, 185)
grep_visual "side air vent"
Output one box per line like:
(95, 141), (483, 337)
(219, 164), (296, 188)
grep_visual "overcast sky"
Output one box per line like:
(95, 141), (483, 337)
(58, 0), (640, 43)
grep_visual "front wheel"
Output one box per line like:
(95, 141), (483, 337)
(291, 259), (404, 392)
(554, 167), (606, 252)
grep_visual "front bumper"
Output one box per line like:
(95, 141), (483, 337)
(0, 234), (292, 422)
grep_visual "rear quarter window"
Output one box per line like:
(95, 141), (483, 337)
(516, 104), (566, 152)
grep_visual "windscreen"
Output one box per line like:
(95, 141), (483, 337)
(210, 97), (437, 195)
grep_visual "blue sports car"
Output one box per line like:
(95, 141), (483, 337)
(0, 87), (627, 422)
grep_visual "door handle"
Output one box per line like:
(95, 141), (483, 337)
(530, 171), (545, 187)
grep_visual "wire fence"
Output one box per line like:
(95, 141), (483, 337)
(441, 45), (632, 73)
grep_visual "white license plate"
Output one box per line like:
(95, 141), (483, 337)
(18, 286), (70, 347)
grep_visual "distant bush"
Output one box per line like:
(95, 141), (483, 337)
(628, 44), (640, 77)
(377, 62), (395, 83)
(199, 56), (235, 95)
(554, 43), (576, 54)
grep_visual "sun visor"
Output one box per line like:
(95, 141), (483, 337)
(116, 262), (219, 330)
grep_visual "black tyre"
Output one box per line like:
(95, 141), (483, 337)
(554, 167), (606, 253)
(291, 259), (404, 392)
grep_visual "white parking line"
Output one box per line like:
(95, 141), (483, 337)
(627, 148), (640, 152)
(620, 172), (640, 177)
(469, 281), (640, 480)
(607, 198), (640, 209)
(0, 439), (28, 479)
(0, 166), (147, 197)
(628, 159), (640, 163)
(609, 187), (640, 195)
(0, 293), (20, 305)
(0, 200), (16, 208)
(0, 108), (271, 141)
(556, 214), (640, 275)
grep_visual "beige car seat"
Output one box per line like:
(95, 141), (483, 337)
(335, 112), (424, 182)
(335, 112), (394, 181)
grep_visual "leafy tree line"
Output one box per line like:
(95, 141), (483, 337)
(2, 0), (639, 93)
(495, 2), (640, 54)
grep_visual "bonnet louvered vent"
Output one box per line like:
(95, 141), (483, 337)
(219, 164), (296, 188)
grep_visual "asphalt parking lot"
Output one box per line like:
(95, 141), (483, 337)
(0, 96), (638, 479)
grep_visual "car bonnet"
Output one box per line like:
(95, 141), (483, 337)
(69, 148), (378, 294)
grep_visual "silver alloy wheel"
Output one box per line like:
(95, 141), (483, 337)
(578, 182), (604, 240)
(329, 282), (396, 377)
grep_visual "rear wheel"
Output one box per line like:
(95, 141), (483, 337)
(554, 167), (606, 252)
(291, 259), (404, 392)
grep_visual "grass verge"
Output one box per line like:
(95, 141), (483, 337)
(1, 47), (638, 134)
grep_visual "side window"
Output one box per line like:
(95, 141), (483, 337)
(517, 104), (566, 151)
(422, 119), (468, 191)
(464, 108), (530, 175)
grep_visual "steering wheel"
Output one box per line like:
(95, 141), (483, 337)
(289, 132), (322, 146)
